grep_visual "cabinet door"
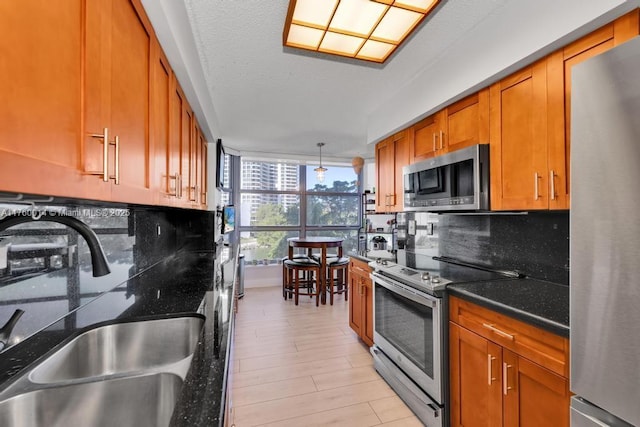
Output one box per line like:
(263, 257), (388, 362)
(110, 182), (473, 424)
(411, 114), (440, 162)
(201, 140), (208, 208)
(361, 280), (374, 347)
(445, 89), (490, 153)
(503, 350), (570, 427)
(85, 0), (154, 204)
(490, 60), (549, 210)
(450, 323), (503, 427)
(179, 100), (194, 208)
(375, 138), (394, 212)
(392, 131), (409, 212)
(151, 42), (172, 205)
(169, 79), (188, 206)
(348, 273), (363, 336)
(0, 0), (89, 198)
(547, 10), (639, 210)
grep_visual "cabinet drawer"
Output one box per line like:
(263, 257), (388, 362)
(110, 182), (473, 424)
(349, 258), (372, 277)
(449, 296), (569, 378)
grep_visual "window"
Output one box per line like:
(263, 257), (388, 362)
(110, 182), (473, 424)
(238, 160), (360, 263)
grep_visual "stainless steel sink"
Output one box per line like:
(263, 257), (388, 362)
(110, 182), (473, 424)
(29, 316), (204, 383)
(0, 372), (183, 427)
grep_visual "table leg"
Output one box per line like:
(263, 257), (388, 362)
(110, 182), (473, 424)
(321, 246), (327, 305)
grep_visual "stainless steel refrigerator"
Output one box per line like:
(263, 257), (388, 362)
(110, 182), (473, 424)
(571, 36), (640, 426)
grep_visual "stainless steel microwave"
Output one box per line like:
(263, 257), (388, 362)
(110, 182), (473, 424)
(403, 144), (489, 212)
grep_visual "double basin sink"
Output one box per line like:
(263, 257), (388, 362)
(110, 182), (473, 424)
(0, 315), (205, 427)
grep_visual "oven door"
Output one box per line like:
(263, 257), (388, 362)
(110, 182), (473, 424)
(371, 271), (442, 404)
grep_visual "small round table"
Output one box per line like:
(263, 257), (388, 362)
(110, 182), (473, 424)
(287, 237), (344, 305)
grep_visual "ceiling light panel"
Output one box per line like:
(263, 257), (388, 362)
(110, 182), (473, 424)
(286, 24), (325, 49)
(393, 0), (438, 13)
(291, 0), (339, 28)
(329, 0), (387, 37)
(372, 6), (422, 43)
(357, 39), (395, 61)
(320, 31), (365, 56)
(283, 0), (441, 63)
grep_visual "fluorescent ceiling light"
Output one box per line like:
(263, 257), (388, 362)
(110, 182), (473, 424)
(283, 0), (440, 63)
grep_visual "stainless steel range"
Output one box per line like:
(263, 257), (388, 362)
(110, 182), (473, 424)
(369, 253), (515, 427)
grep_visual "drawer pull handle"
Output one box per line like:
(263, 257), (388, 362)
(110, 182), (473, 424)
(89, 127), (110, 182)
(503, 363), (513, 395)
(482, 323), (514, 340)
(487, 353), (496, 385)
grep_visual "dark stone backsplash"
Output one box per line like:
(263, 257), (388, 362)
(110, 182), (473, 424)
(405, 211), (569, 285)
(0, 201), (215, 350)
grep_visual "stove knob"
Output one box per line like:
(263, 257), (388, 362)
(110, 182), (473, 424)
(431, 276), (441, 284)
(381, 260), (388, 266)
(376, 258), (382, 264)
(421, 272), (430, 281)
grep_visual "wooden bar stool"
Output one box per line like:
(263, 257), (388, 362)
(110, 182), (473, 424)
(326, 257), (349, 305)
(281, 254), (308, 299)
(283, 258), (321, 306)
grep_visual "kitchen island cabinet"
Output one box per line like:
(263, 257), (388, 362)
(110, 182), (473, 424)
(449, 295), (570, 427)
(348, 256), (374, 346)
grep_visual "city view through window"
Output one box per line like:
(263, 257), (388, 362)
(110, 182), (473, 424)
(237, 159), (360, 264)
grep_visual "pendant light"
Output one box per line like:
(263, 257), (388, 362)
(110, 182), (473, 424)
(314, 142), (328, 182)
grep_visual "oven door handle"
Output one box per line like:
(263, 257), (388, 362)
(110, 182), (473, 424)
(371, 272), (438, 308)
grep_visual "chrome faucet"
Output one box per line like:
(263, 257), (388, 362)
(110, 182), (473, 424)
(0, 309), (24, 351)
(0, 213), (111, 277)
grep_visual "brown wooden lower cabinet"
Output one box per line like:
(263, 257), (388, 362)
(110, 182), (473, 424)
(449, 296), (570, 427)
(348, 258), (374, 346)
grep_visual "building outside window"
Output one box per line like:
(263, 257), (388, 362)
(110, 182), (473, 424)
(238, 158), (360, 264)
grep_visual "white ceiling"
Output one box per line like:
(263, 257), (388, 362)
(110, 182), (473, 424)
(141, 0), (638, 162)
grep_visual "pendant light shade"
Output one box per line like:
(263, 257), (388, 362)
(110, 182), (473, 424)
(314, 142), (328, 182)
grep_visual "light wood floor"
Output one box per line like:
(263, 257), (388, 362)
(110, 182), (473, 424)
(230, 286), (423, 427)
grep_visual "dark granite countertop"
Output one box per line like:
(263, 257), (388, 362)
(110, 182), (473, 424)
(0, 249), (236, 426)
(348, 251), (372, 263)
(447, 278), (569, 337)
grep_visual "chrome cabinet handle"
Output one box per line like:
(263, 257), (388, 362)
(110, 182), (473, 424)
(488, 354), (496, 385)
(482, 323), (515, 340)
(89, 127), (110, 182)
(110, 136), (119, 185)
(550, 170), (556, 200)
(189, 185), (198, 202)
(439, 130), (444, 150)
(503, 363), (512, 395)
(534, 172), (540, 200)
(168, 173), (180, 197)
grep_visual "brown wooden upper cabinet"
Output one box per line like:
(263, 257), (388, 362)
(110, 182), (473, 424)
(0, 0), (208, 209)
(0, 0), (93, 199)
(546, 10), (639, 210)
(489, 60), (553, 211)
(375, 130), (409, 212)
(84, 0), (155, 205)
(0, 0), (154, 204)
(411, 90), (489, 163)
